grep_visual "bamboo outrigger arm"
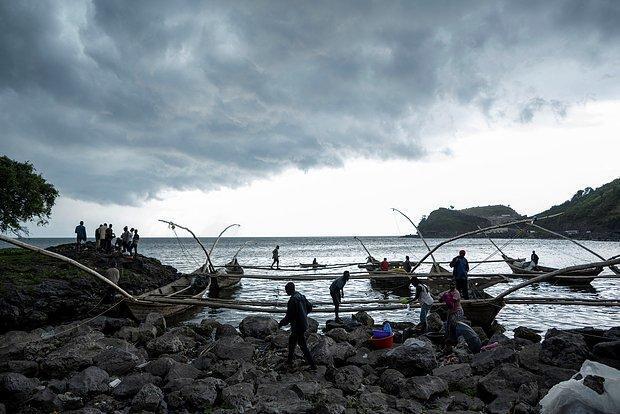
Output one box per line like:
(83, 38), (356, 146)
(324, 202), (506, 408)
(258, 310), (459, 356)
(209, 224), (240, 256)
(158, 219), (215, 273)
(353, 236), (375, 261)
(392, 208), (440, 268)
(233, 241), (250, 259)
(0, 234), (136, 300)
(409, 213), (563, 273)
(527, 222), (620, 275)
(496, 256), (620, 300)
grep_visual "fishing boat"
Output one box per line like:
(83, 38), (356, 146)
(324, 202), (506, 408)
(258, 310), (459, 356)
(501, 254), (601, 284)
(300, 262), (327, 268)
(211, 259), (243, 290)
(127, 272), (211, 321)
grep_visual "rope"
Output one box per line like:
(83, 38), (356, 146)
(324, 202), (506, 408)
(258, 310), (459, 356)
(171, 227), (202, 268)
(470, 236), (518, 271)
(0, 299), (125, 350)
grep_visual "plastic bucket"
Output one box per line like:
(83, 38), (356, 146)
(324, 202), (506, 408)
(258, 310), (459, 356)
(372, 330), (391, 339)
(370, 334), (394, 349)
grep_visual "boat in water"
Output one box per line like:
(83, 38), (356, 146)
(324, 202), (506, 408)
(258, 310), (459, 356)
(501, 254), (601, 285)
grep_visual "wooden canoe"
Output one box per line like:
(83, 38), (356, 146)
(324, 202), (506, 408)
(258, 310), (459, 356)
(211, 260), (243, 291)
(127, 272), (211, 321)
(300, 263), (327, 268)
(502, 255), (601, 284)
(432, 293), (505, 332)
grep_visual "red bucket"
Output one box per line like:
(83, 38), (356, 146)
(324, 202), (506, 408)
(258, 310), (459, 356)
(370, 333), (394, 349)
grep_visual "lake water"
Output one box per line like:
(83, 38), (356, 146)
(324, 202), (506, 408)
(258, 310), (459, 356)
(2, 237), (619, 333)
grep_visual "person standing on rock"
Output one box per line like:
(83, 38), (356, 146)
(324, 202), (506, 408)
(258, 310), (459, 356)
(99, 223), (108, 250)
(278, 282), (317, 370)
(410, 276), (434, 331)
(330, 271), (350, 322)
(104, 261), (121, 302)
(75, 220), (87, 252)
(95, 224), (102, 250)
(131, 229), (140, 258)
(271, 245), (280, 269)
(121, 226), (132, 253)
(105, 224), (114, 252)
(449, 250), (469, 299)
(531, 250), (539, 266)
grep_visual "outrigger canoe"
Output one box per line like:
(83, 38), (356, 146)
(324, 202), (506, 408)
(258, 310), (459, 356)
(502, 254), (601, 285)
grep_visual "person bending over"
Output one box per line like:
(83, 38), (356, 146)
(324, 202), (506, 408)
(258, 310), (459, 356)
(330, 271), (350, 322)
(410, 276), (434, 331)
(278, 282), (317, 370)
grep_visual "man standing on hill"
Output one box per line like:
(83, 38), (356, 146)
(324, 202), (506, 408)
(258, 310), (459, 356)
(278, 282), (317, 370)
(75, 221), (86, 252)
(450, 250), (469, 299)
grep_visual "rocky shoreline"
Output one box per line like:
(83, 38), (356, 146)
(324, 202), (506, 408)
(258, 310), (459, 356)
(1, 310), (618, 414)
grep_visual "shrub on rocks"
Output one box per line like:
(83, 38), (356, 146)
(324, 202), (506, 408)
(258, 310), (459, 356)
(381, 338), (437, 376)
(67, 366), (110, 396)
(239, 315), (279, 340)
(426, 313), (443, 332)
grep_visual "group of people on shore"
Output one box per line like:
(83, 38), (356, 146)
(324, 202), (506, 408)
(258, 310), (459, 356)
(74, 221), (139, 257)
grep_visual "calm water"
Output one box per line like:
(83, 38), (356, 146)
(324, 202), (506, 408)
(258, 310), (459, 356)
(2, 237), (619, 333)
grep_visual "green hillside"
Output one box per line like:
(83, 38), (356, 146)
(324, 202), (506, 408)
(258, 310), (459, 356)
(460, 205), (523, 220)
(417, 208), (492, 237)
(535, 178), (620, 238)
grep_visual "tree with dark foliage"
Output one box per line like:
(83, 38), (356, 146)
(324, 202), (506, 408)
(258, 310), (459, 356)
(0, 156), (58, 235)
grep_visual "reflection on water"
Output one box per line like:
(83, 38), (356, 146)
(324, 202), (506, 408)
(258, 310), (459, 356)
(3, 236), (619, 333)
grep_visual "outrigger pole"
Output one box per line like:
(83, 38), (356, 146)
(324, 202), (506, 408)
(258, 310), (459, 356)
(391, 208), (444, 272)
(353, 236), (376, 261)
(158, 219), (216, 273)
(209, 224), (240, 256)
(0, 234), (136, 300)
(409, 213), (563, 273)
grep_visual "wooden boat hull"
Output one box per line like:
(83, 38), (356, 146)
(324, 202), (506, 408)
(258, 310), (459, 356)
(368, 270), (506, 295)
(503, 255), (600, 284)
(211, 264), (243, 291)
(300, 263), (327, 268)
(127, 274), (210, 322)
(433, 295), (505, 332)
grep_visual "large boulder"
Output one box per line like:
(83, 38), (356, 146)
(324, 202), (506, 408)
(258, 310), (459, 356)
(311, 336), (337, 367)
(164, 361), (203, 382)
(432, 363), (472, 389)
(221, 382), (255, 410)
(381, 338), (437, 376)
(333, 365), (364, 394)
(352, 311), (374, 327)
(93, 347), (144, 376)
(331, 342), (356, 366)
(131, 383), (166, 412)
(399, 375), (448, 401)
(146, 326), (202, 356)
(213, 335), (255, 362)
(426, 313), (444, 332)
(592, 341), (620, 368)
(326, 328), (349, 343)
(112, 372), (161, 399)
(471, 346), (516, 374)
(142, 313), (166, 336)
(169, 378), (225, 410)
(67, 366), (110, 396)
(0, 372), (38, 405)
(514, 326), (542, 343)
(379, 369), (406, 395)
(239, 316), (279, 340)
(478, 364), (537, 400)
(540, 329), (590, 370)
(40, 332), (106, 377)
(30, 387), (63, 412)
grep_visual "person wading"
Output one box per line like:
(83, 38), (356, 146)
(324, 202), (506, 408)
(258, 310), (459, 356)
(330, 271), (350, 322)
(449, 250), (469, 299)
(75, 220), (86, 252)
(271, 245), (280, 269)
(278, 282), (317, 370)
(410, 276), (434, 331)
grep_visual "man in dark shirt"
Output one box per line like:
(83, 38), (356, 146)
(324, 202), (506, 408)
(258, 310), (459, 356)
(105, 224), (114, 252)
(271, 245), (280, 269)
(531, 251), (539, 266)
(449, 250), (470, 299)
(75, 221), (87, 252)
(278, 282), (317, 370)
(329, 271), (350, 322)
(403, 255), (413, 273)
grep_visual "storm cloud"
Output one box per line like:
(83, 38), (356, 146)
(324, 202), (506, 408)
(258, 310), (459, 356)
(1, 0), (619, 204)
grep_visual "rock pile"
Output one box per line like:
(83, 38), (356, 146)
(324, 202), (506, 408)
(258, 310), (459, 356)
(0, 312), (618, 413)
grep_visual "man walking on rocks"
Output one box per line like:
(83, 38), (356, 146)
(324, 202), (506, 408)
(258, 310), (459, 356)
(278, 282), (317, 370)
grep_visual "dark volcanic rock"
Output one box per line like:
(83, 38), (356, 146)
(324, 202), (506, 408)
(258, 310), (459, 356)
(67, 366), (110, 396)
(432, 363), (472, 389)
(31, 387), (63, 412)
(479, 364), (537, 400)
(0, 372), (38, 405)
(471, 346), (516, 374)
(381, 338), (437, 376)
(213, 335), (255, 362)
(352, 311), (374, 327)
(146, 326), (203, 356)
(400, 375), (448, 401)
(93, 347), (143, 376)
(540, 329), (590, 370)
(514, 326), (542, 343)
(239, 315), (279, 340)
(131, 383), (166, 412)
(113, 372), (161, 399)
(222, 382), (255, 410)
(333, 365), (364, 394)
(379, 368), (406, 395)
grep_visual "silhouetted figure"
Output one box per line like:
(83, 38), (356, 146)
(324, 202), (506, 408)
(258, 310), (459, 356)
(131, 229), (140, 257)
(330, 271), (350, 322)
(531, 250), (539, 266)
(271, 245), (280, 269)
(380, 258), (389, 271)
(449, 250), (469, 299)
(75, 221), (86, 252)
(278, 282), (316, 370)
(403, 255), (413, 273)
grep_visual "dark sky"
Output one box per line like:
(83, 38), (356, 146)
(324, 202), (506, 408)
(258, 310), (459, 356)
(1, 0), (619, 205)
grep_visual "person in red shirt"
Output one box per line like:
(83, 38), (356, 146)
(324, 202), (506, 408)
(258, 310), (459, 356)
(380, 258), (390, 271)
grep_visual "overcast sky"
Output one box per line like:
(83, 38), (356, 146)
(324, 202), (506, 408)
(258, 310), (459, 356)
(1, 1), (619, 237)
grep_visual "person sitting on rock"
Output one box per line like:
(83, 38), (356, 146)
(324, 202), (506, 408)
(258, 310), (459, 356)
(278, 282), (317, 370)
(330, 271), (350, 322)
(410, 276), (434, 331)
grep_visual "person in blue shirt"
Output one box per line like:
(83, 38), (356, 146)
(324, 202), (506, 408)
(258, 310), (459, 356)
(449, 250), (470, 299)
(75, 221), (87, 252)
